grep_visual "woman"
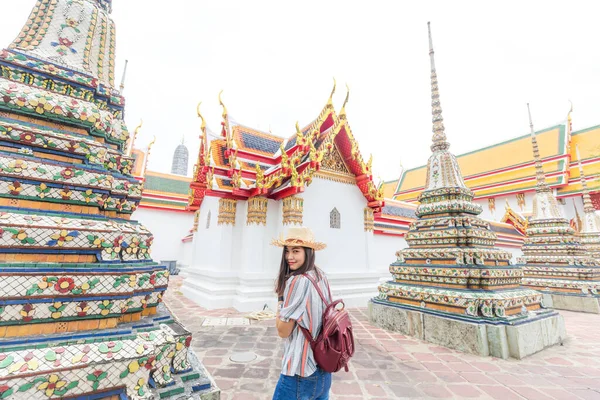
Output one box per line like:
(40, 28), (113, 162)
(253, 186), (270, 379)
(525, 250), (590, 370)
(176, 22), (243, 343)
(271, 227), (332, 400)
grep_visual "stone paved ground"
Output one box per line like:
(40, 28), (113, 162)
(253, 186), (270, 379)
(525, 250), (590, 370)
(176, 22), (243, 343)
(165, 277), (600, 400)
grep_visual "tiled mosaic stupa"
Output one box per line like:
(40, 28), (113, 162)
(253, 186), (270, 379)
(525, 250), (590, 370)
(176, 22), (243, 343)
(575, 145), (600, 260)
(0, 0), (218, 398)
(518, 109), (600, 313)
(369, 23), (565, 359)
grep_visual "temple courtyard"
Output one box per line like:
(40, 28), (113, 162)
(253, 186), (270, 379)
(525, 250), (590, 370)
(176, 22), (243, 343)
(164, 277), (600, 400)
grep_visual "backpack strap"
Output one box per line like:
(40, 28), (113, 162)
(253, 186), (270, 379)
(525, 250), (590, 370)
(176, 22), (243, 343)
(302, 273), (331, 306)
(297, 273), (331, 345)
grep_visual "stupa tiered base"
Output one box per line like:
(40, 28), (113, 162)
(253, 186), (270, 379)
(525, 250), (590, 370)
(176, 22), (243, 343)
(369, 286), (565, 360)
(521, 262), (600, 313)
(0, 304), (220, 400)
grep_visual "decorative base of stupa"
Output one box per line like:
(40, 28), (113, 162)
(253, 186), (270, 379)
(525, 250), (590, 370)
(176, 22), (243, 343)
(541, 292), (600, 314)
(0, 304), (220, 400)
(523, 277), (600, 313)
(368, 299), (565, 360)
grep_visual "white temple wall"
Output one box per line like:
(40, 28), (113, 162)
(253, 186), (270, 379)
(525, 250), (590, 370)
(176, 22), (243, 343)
(133, 207), (194, 263)
(300, 178), (370, 273)
(182, 177), (389, 311)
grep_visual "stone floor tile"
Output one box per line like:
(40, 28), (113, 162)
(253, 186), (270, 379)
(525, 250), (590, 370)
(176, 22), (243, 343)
(364, 383), (389, 397)
(511, 386), (552, 400)
(355, 368), (385, 381)
(412, 352), (440, 362)
(447, 384), (485, 398)
(405, 370), (438, 383)
(165, 276), (600, 400)
(419, 384), (454, 398)
(460, 372), (497, 385)
(433, 371), (467, 384)
(471, 361), (502, 372)
(570, 389), (600, 400)
(489, 373), (528, 386)
(388, 385), (424, 398)
(540, 387), (586, 400)
(478, 385), (524, 400)
(331, 382), (364, 396)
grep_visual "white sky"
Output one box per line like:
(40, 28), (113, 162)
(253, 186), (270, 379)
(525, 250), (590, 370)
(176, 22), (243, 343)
(1, 0), (599, 183)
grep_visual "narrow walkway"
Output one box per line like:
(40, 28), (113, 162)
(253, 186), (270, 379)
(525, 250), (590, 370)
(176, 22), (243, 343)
(165, 276), (600, 400)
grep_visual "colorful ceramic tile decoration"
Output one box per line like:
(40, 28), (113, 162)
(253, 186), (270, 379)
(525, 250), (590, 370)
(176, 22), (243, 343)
(0, 0), (218, 398)
(370, 24), (564, 359)
(517, 110), (600, 311)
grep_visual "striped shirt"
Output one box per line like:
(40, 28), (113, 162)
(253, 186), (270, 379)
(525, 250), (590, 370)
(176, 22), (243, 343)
(279, 269), (331, 377)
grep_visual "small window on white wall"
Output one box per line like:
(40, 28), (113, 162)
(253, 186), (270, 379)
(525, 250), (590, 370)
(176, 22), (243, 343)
(206, 210), (211, 229)
(330, 208), (341, 229)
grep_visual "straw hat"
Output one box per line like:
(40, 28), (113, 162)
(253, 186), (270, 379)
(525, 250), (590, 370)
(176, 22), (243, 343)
(271, 227), (326, 251)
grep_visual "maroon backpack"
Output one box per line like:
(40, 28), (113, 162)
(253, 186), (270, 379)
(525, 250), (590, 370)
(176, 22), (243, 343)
(298, 273), (355, 373)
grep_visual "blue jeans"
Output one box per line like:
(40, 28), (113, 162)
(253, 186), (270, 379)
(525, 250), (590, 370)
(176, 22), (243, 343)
(272, 368), (332, 400)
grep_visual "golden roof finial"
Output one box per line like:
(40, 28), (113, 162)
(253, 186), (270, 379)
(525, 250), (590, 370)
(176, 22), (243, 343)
(366, 153), (373, 174)
(197, 102), (207, 134)
(127, 118), (143, 156)
(142, 135), (156, 178)
(327, 77), (336, 105)
(218, 90), (228, 119)
(295, 121), (306, 146)
(339, 84), (350, 119)
(219, 90), (233, 148)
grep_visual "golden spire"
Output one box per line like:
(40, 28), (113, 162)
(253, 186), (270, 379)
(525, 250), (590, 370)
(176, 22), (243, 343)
(142, 136), (156, 178)
(328, 78), (336, 106)
(527, 103), (549, 193)
(196, 102), (211, 166)
(219, 90), (233, 148)
(428, 22), (449, 152)
(576, 144), (595, 214)
(339, 84), (350, 120)
(127, 119), (143, 156)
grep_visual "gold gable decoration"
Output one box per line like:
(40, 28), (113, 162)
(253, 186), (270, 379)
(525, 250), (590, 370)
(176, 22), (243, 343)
(247, 197), (268, 226)
(218, 199), (237, 226)
(364, 207), (374, 232)
(282, 196), (303, 225)
(321, 144), (352, 175)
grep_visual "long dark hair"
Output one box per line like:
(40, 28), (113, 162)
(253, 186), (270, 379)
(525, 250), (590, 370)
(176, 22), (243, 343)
(275, 246), (321, 296)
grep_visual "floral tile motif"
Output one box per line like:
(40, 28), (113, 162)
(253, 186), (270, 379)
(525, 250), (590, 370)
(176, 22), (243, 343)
(0, 211), (153, 261)
(0, 154), (141, 198)
(0, 119), (134, 175)
(0, 320), (196, 399)
(377, 282), (543, 319)
(0, 79), (127, 145)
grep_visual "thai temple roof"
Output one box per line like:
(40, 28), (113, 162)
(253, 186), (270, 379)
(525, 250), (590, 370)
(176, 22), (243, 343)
(187, 84), (384, 211)
(391, 123), (600, 202)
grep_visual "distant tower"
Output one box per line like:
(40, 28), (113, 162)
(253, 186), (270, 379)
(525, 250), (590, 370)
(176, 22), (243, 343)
(171, 137), (189, 175)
